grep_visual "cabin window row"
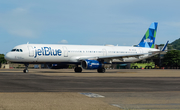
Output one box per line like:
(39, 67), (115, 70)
(68, 51), (103, 53)
(67, 50), (137, 54)
(108, 51), (137, 53)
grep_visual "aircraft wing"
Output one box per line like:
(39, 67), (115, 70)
(97, 53), (147, 59)
(78, 53), (148, 61)
(130, 52), (160, 63)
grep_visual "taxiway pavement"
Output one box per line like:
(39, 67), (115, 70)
(0, 69), (180, 110)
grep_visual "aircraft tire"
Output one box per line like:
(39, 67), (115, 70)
(97, 68), (105, 73)
(74, 67), (82, 73)
(23, 69), (28, 73)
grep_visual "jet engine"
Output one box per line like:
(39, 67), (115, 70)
(47, 64), (69, 69)
(81, 60), (103, 69)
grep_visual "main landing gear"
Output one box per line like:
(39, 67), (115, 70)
(23, 64), (29, 73)
(97, 68), (105, 73)
(74, 66), (82, 73)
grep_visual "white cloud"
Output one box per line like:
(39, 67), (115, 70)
(58, 40), (68, 44)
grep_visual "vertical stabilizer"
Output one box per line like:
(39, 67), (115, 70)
(138, 22), (158, 48)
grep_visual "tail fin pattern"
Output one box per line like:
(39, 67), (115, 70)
(138, 22), (158, 48)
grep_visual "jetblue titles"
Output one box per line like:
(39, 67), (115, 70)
(34, 47), (62, 58)
(144, 39), (153, 43)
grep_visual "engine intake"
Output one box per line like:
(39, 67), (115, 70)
(81, 60), (103, 69)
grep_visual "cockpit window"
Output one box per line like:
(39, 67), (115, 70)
(11, 49), (16, 52)
(11, 49), (23, 52)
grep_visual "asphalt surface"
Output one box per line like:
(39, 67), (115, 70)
(0, 69), (180, 109)
(0, 71), (180, 92)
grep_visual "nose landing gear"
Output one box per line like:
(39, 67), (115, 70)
(23, 64), (29, 73)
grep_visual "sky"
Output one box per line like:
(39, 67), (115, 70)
(0, 0), (180, 54)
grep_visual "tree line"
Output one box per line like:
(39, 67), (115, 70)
(162, 50), (180, 68)
(158, 38), (180, 68)
(171, 38), (180, 50)
(0, 54), (6, 64)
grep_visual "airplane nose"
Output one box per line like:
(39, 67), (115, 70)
(5, 52), (13, 61)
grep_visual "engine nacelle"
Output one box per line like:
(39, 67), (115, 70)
(48, 64), (69, 69)
(81, 60), (103, 69)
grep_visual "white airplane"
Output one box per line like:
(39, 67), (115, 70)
(5, 22), (168, 73)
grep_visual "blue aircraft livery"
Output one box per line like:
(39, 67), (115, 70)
(34, 47), (62, 58)
(137, 22), (158, 48)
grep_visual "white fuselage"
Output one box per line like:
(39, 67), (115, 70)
(5, 44), (159, 64)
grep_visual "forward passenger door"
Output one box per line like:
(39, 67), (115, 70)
(63, 46), (68, 57)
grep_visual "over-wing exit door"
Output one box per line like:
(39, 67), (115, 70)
(102, 49), (107, 56)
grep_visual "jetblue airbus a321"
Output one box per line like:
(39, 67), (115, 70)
(5, 22), (168, 73)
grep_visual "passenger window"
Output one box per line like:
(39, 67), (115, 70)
(16, 49), (19, 52)
(20, 49), (23, 52)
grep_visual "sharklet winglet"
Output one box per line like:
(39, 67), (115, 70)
(161, 41), (169, 51)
